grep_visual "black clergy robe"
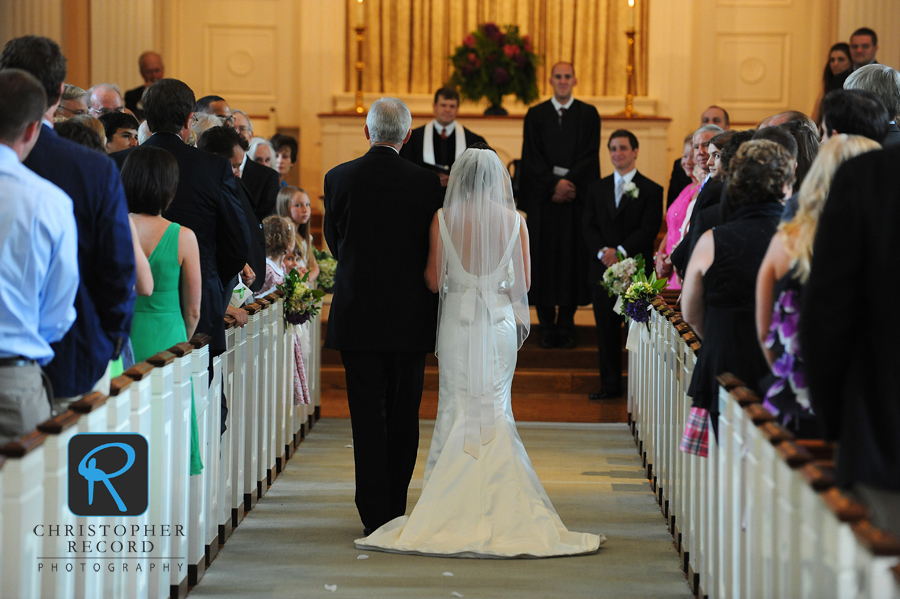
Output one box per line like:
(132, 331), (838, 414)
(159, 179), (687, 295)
(399, 122), (487, 170)
(519, 99), (601, 307)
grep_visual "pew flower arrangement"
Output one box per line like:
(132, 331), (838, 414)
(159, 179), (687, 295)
(312, 248), (337, 293)
(278, 268), (325, 327)
(622, 269), (668, 326)
(448, 22), (540, 115)
(600, 253), (645, 297)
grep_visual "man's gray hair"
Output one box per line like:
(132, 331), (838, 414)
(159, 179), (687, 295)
(248, 136), (276, 161)
(693, 124), (724, 138)
(366, 97), (411, 145)
(191, 113), (220, 139)
(61, 83), (86, 101)
(845, 64), (900, 120)
(233, 109), (253, 131)
(88, 82), (123, 99)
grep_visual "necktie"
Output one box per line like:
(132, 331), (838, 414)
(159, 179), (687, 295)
(615, 178), (625, 208)
(441, 127), (447, 139)
(558, 107), (566, 127)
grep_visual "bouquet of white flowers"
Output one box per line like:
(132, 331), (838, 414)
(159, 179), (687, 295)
(600, 253), (645, 297)
(278, 269), (326, 328)
(312, 248), (337, 293)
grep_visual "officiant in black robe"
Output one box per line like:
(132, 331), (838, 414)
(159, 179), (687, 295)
(399, 87), (486, 187)
(519, 62), (600, 348)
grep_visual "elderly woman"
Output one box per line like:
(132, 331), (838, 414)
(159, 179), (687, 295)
(755, 134), (880, 437)
(679, 140), (795, 453)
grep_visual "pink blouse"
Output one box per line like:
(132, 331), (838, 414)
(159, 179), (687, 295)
(663, 181), (700, 289)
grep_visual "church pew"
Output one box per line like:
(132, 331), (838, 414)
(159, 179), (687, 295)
(242, 303), (262, 511)
(187, 334), (216, 581)
(167, 342), (194, 599)
(252, 298), (271, 499)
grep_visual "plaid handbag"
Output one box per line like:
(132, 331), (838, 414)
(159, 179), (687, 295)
(680, 407), (709, 457)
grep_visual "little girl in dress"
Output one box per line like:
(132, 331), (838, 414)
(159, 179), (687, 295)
(257, 215), (310, 405)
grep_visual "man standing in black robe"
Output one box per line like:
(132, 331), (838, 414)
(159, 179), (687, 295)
(519, 62), (600, 348)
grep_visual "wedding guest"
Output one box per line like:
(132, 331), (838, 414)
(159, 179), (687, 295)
(681, 140), (794, 450)
(812, 43), (852, 124)
(54, 117), (105, 152)
(843, 64), (900, 147)
(399, 87), (487, 186)
(87, 82), (124, 117)
(666, 107), (730, 208)
(109, 77), (250, 433)
(0, 68), (78, 443)
(821, 89), (890, 143)
(99, 111), (139, 153)
(122, 145), (203, 475)
(849, 27), (878, 70)
(137, 120), (151, 144)
(802, 132), (900, 538)
(124, 51), (165, 119)
(232, 110), (253, 143)
(656, 135), (701, 287)
(276, 186), (319, 284)
(519, 61), (600, 349)
(249, 137), (275, 169)
(2, 35), (137, 407)
(700, 105), (730, 130)
(584, 129), (663, 400)
(56, 83), (88, 119)
(756, 134), (880, 438)
(270, 133), (298, 186)
(194, 95), (233, 127)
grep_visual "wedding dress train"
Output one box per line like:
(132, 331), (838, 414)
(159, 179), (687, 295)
(355, 208), (604, 558)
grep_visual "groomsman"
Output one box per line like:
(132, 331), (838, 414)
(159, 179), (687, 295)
(400, 87), (486, 187)
(324, 98), (443, 534)
(519, 62), (601, 348)
(583, 130), (662, 399)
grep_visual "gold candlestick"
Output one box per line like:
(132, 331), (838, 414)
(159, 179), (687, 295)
(353, 25), (366, 114)
(614, 28), (642, 119)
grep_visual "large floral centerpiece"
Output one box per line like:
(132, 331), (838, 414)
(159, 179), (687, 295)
(448, 23), (540, 115)
(278, 269), (325, 327)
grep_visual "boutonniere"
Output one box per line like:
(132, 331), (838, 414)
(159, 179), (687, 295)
(623, 181), (639, 200)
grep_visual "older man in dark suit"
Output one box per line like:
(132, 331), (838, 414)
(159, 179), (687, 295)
(1, 36), (136, 407)
(583, 130), (663, 400)
(324, 98), (443, 534)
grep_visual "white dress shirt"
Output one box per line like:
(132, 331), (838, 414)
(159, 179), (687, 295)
(0, 144), (79, 363)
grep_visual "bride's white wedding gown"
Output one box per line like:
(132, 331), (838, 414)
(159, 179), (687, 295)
(355, 211), (605, 558)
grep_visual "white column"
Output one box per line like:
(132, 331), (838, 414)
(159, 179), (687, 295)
(88, 0), (155, 89)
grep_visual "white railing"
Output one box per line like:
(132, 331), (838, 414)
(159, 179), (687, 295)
(0, 293), (321, 599)
(628, 297), (900, 599)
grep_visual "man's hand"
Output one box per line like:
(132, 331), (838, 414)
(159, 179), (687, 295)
(601, 247), (619, 267)
(225, 305), (248, 327)
(438, 173), (450, 187)
(240, 263), (255, 287)
(553, 178), (576, 203)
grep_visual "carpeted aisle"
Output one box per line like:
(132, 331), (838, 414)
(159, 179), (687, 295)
(189, 419), (692, 599)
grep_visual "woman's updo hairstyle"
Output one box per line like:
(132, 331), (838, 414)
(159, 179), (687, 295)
(726, 140), (795, 209)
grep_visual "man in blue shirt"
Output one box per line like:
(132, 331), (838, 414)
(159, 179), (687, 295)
(0, 69), (79, 442)
(0, 36), (136, 407)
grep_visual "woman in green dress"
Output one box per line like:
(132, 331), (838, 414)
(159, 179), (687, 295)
(122, 146), (204, 475)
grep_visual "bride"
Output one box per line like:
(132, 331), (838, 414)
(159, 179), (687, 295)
(355, 145), (604, 558)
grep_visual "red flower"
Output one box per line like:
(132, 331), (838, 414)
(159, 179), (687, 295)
(503, 44), (520, 58)
(523, 35), (533, 53)
(463, 34), (476, 48)
(468, 52), (477, 63)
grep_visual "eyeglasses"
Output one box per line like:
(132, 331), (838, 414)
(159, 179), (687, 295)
(58, 105), (89, 116)
(218, 115), (235, 126)
(90, 106), (125, 117)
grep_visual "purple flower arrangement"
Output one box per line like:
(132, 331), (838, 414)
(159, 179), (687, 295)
(449, 23), (540, 113)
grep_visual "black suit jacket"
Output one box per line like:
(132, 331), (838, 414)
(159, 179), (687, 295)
(801, 145), (900, 491)
(112, 132), (250, 354)
(323, 145), (443, 352)
(583, 171), (663, 286)
(399, 123), (486, 170)
(241, 158), (280, 220)
(236, 178), (266, 293)
(124, 85), (146, 120)
(883, 122), (900, 149)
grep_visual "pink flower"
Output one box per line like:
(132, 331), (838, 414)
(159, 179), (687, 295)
(503, 44), (520, 58)
(468, 52), (477, 63)
(463, 34), (476, 48)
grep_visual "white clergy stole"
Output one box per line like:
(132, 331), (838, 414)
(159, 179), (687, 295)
(422, 120), (467, 168)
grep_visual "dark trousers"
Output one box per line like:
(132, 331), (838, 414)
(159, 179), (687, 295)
(340, 350), (426, 530)
(591, 286), (623, 392)
(536, 305), (577, 333)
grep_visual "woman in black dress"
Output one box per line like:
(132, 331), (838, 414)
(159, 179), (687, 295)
(680, 140), (796, 450)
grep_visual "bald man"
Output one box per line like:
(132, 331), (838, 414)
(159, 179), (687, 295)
(124, 51), (165, 119)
